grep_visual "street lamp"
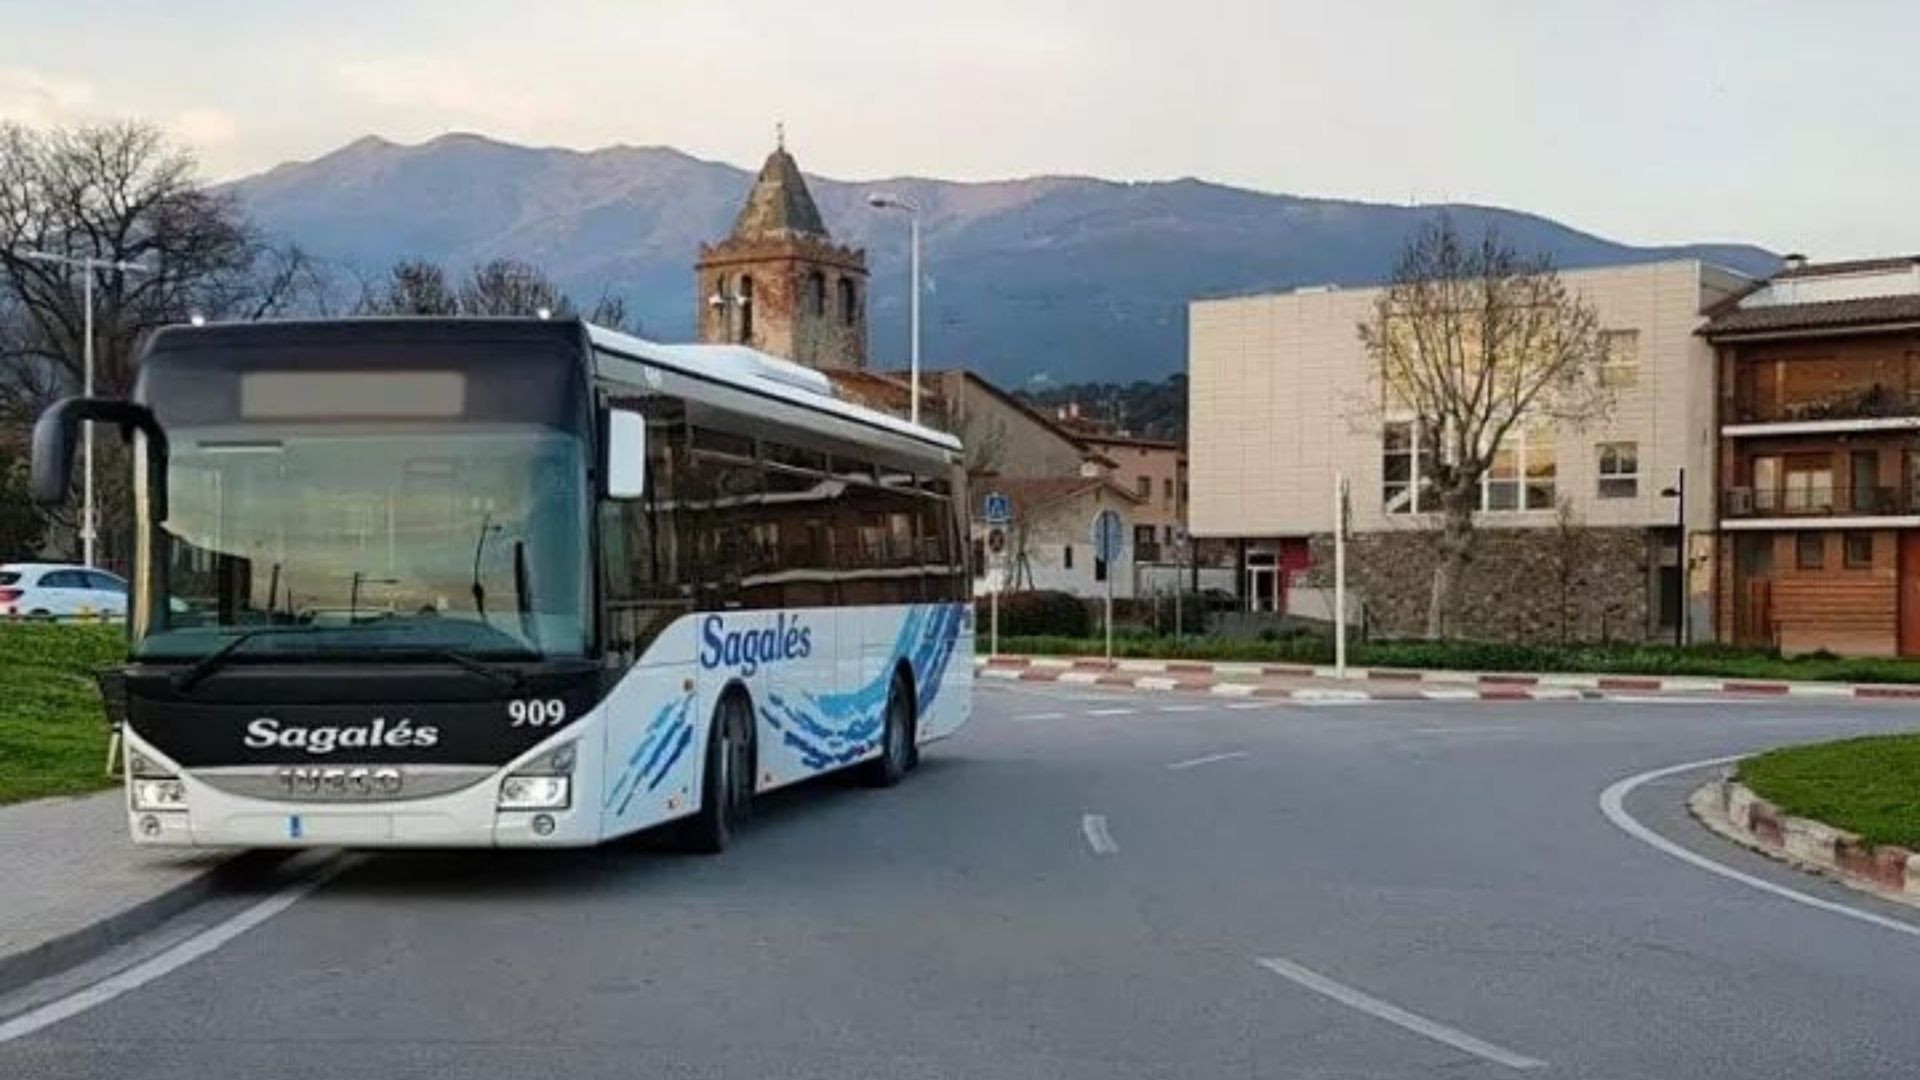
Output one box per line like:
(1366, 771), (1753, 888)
(1660, 467), (1687, 648)
(866, 192), (922, 426)
(17, 250), (152, 568)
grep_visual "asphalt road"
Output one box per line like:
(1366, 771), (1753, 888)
(4, 684), (1920, 1078)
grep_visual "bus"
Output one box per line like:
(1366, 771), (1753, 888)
(30, 318), (973, 852)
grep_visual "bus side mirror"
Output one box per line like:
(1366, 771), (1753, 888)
(31, 396), (170, 515)
(605, 408), (646, 499)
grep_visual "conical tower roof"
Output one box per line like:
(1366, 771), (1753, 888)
(730, 145), (829, 240)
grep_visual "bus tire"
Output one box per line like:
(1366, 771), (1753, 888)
(861, 672), (914, 789)
(680, 690), (753, 854)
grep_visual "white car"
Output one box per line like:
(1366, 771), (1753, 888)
(0, 562), (130, 620)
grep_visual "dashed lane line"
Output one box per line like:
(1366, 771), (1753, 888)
(1254, 956), (1546, 1071)
(1085, 708), (1138, 717)
(1081, 814), (1119, 855)
(1166, 750), (1250, 771)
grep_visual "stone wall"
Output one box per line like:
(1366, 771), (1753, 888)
(1299, 525), (1657, 643)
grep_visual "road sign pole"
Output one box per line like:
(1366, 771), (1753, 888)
(1334, 473), (1348, 679)
(989, 563), (1001, 658)
(1105, 562), (1114, 663)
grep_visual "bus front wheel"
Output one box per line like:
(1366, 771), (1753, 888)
(680, 691), (753, 854)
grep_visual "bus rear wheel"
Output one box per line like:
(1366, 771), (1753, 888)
(680, 691), (753, 854)
(861, 673), (914, 788)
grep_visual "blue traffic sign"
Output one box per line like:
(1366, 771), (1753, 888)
(982, 491), (1013, 525)
(1089, 509), (1126, 562)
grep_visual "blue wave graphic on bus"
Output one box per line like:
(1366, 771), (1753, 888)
(759, 604), (965, 771)
(606, 691), (696, 816)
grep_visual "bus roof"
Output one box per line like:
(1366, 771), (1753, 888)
(584, 323), (962, 454)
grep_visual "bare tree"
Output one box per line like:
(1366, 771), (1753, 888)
(1550, 497), (1591, 644)
(364, 258), (458, 315)
(359, 257), (635, 331)
(0, 121), (328, 562)
(458, 258), (566, 317)
(1357, 217), (1611, 638)
(949, 390), (1009, 480)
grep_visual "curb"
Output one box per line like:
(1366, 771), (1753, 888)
(975, 659), (1597, 702)
(0, 850), (286, 997)
(1690, 777), (1920, 907)
(976, 655), (1920, 702)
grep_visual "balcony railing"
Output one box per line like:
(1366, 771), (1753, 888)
(1723, 485), (1914, 518)
(1733, 382), (1920, 425)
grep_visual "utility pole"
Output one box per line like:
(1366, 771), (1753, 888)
(17, 250), (151, 568)
(866, 192), (922, 425)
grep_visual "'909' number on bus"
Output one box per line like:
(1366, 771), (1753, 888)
(508, 699), (567, 727)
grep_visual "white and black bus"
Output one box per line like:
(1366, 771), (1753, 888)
(31, 318), (973, 851)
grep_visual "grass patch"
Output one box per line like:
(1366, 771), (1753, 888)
(0, 623), (125, 805)
(1740, 734), (1920, 848)
(986, 633), (1920, 684)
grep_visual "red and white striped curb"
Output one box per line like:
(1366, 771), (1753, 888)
(975, 654), (1920, 703)
(1694, 778), (1920, 905)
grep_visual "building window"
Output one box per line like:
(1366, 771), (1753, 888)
(1134, 524), (1155, 547)
(1851, 451), (1881, 513)
(1063, 544), (1074, 570)
(1094, 556), (1108, 582)
(839, 278), (858, 325)
(1383, 421), (1417, 514)
(1845, 532), (1874, 569)
(1525, 428), (1557, 509)
(1135, 476), (1151, 499)
(1784, 454), (1833, 513)
(1599, 330), (1640, 388)
(1486, 445), (1520, 511)
(1597, 442), (1639, 499)
(1796, 532), (1825, 570)
(1163, 477), (1174, 503)
(738, 275), (755, 341)
(806, 270), (826, 317)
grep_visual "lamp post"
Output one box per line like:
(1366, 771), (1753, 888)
(865, 192), (922, 426)
(17, 250), (151, 568)
(1661, 467), (1687, 648)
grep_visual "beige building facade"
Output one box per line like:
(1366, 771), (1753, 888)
(1189, 260), (1751, 640)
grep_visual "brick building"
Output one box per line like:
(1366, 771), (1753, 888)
(695, 140), (868, 369)
(1704, 255), (1920, 656)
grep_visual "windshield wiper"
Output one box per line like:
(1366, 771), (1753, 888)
(170, 626), (318, 692)
(170, 626), (535, 694)
(359, 645), (530, 693)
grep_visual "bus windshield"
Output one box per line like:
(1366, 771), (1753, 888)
(137, 424), (589, 661)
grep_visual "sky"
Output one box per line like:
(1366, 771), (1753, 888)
(0, 0), (1914, 258)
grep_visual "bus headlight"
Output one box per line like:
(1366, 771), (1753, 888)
(498, 775), (571, 811)
(132, 778), (188, 811)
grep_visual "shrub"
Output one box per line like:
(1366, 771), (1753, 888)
(995, 590), (1092, 638)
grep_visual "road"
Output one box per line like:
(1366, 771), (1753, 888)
(4, 683), (1920, 1078)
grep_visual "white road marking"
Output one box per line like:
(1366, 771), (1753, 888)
(1085, 707), (1137, 717)
(1599, 756), (1920, 940)
(1226, 701), (1279, 710)
(1292, 690), (1372, 706)
(1254, 955), (1546, 1071)
(979, 667), (1023, 680)
(1135, 676), (1180, 692)
(1209, 682), (1258, 697)
(0, 854), (356, 1044)
(1166, 750), (1249, 770)
(1081, 814), (1119, 855)
(1156, 704), (1207, 714)
(1014, 712), (1065, 721)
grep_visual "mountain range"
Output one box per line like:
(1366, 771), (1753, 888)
(226, 133), (1778, 386)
